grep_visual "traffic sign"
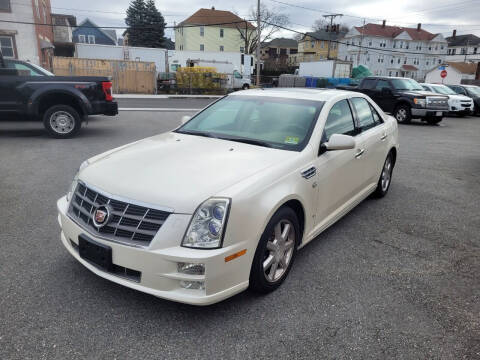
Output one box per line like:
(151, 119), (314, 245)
(441, 70), (448, 78)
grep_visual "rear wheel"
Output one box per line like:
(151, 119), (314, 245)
(426, 116), (443, 125)
(249, 207), (299, 293)
(373, 152), (394, 198)
(43, 105), (82, 138)
(394, 104), (411, 124)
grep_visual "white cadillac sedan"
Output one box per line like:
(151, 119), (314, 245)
(57, 89), (399, 305)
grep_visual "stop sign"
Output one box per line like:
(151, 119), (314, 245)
(441, 70), (448, 78)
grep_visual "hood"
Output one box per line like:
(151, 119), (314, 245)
(399, 90), (447, 98)
(79, 132), (297, 214)
(448, 94), (473, 102)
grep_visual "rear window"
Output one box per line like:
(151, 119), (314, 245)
(361, 79), (376, 89)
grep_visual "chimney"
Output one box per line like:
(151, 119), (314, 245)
(453, 29), (457, 39)
(382, 20), (386, 27)
(417, 23), (421, 31)
(211, 6), (215, 10)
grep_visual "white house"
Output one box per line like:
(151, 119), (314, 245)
(338, 21), (448, 81)
(446, 31), (480, 63)
(425, 62), (478, 85)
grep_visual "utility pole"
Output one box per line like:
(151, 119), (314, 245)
(256, 0), (261, 87)
(323, 13), (342, 60)
(464, 39), (470, 62)
(357, 18), (366, 66)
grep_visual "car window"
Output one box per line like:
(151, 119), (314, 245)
(361, 79), (376, 89)
(375, 80), (390, 91)
(369, 103), (383, 125)
(421, 85), (431, 91)
(323, 99), (356, 142)
(6, 61), (44, 76)
(351, 97), (376, 131)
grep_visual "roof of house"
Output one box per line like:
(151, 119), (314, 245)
(446, 34), (480, 47)
(447, 62), (478, 74)
(353, 23), (440, 41)
(51, 13), (77, 27)
(263, 38), (298, 48)
(303, 29), (347, 41)
(76, 18), (117, 44)
(179, 8), (255, 29)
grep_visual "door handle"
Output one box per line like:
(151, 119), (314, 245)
(355, 148), (365, 158)
(380, 133), (387, 141)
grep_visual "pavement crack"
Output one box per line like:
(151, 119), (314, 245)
(371, 238), (428, 259)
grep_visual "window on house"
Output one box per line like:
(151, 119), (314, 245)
(220, 28), (224, 38)
(240, 46), (245, 53)
(474, 48), (478, 54)
(200, 27), (204, 37)
(42, 2), (47, 23)
(0, 35), (15, 58)
(441, 45), (444, 50)
(200, 44), (204, 51)
(0, 0), (11, 11)
(321, 41), (324, 48)
(438, 59), (441, 64)
(78, 34), (86, 43)
(88, 35), (95, 44)
(452, 49), (456, 55)
(219, 45), (224, 52)
(311, 40), (314, 48)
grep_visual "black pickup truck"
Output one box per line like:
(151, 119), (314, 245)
(0, 51), (118, 138)
(338, 76), (449, 124)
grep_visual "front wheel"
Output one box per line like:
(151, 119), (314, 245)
(249, 207), (300, 293)
(394, 104), (411, 124)
(43, 105), (82, 138)
(242, 83), (250, 90)
(426, 116), (443, 125)
(373, 152), (394, 198)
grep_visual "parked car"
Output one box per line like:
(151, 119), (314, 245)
(0, 52), (118, 138)
(57, 88), (399, 305)
(338, 76), (449, 124)
(447, 84), (480, 116)
(421, 83), (474, 117)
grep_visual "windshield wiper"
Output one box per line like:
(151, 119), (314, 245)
(219, 136), (273, 148)
(178, 130), (218, 139)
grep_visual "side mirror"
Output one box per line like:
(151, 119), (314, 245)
(324, 134), (356, 151)
(381, 87), (392, 96)
(181, 115), (191, 124)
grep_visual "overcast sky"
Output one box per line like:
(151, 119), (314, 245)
(51, 0), (480, 41)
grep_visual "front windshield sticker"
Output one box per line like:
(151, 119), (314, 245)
(284, 136), (300, 145)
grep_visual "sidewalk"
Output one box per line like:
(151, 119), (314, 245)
(114, 94), (223, 99)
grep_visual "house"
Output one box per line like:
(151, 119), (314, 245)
(260, 38), (297, 71)
(175, 7), (255, 53)
(73, 18), (117, 46)
(446, 31), (480, 62)
(425, 62), (478, 85)
(338, 21), (448, 81)
(0, 0), (54, 68)
(51, 14), (76, 57)
(290, 29), (347, 66)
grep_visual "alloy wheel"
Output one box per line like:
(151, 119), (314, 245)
(263, 219), (295, 282)
(381, 156), (393, 192)
(395, 108), (407, 122)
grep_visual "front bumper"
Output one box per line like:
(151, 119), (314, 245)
(411, 108), (447, 118)
(449, 104), (474, 114)
(57, 196), (250, 305)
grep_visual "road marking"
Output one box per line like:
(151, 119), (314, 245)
(119, 108), (201, 112)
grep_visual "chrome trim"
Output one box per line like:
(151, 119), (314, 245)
(301, 166), (316, 179)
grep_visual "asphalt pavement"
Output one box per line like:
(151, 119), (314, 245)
(116, 97), (216, 110)
(0, 108), (479, 359)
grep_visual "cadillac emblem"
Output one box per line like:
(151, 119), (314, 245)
(92, 205), (111, 228)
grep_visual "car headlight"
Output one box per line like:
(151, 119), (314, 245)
(413, 98), (426, 107)
(182, 198), (231, 249)
(66, 160), (89, 202)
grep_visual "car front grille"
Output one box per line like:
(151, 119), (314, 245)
(68, 182), (171, 247)
(426, 97), (449, 110)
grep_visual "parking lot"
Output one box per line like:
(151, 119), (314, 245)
(1, 109), (479, 359)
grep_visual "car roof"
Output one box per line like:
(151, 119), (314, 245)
(422, 83), (447, 87)
(230, 88), (363, 102)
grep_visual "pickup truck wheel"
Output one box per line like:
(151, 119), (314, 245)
(394, 105), (411, 124)
(242, 84), (250, 90)
(43, 105), (82, 138)
(426, 116), (443, 125)
(249, 207), (299, 294)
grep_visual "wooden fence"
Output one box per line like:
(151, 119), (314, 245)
(52, 57), (157, 94)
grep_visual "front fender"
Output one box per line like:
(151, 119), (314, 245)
(26, 85), (91, 117)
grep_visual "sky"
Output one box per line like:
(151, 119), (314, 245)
(51, 0), (480, 41)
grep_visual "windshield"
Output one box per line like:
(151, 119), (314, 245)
(466, 86), (480, 97)
(431, 85), (457, 95)
(29, 63), (54, 76)
(176, 96), (324, 151)
(391, 78), (424, 91)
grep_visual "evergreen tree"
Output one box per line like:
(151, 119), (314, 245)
(125, 0), (166, 48)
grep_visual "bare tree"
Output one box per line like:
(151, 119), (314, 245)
(312, 18), (350, 33)
(236, 4), (289, 55)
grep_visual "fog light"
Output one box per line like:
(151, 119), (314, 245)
(180, 280), (205, 290)
(177, 262), (205, 275)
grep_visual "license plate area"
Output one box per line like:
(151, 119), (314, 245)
(79, 235), (113, 271)
(436, 111), (442, 116)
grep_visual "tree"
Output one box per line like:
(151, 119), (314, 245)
(125, 0), (166, 48)
(312, 18), (349, 33)
(235, 4), (289, 55)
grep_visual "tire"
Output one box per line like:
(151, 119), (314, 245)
(373, 152), (394, 198)
(249, 207), (300, 293)
(43, 105), (82, 138)
(242, 84), (250, 90)
(426, 116), (443, 125)
(393, 104), (411, 124)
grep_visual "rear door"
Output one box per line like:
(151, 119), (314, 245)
(373, 79), (395, 112)
(350, 97), (389, 188)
